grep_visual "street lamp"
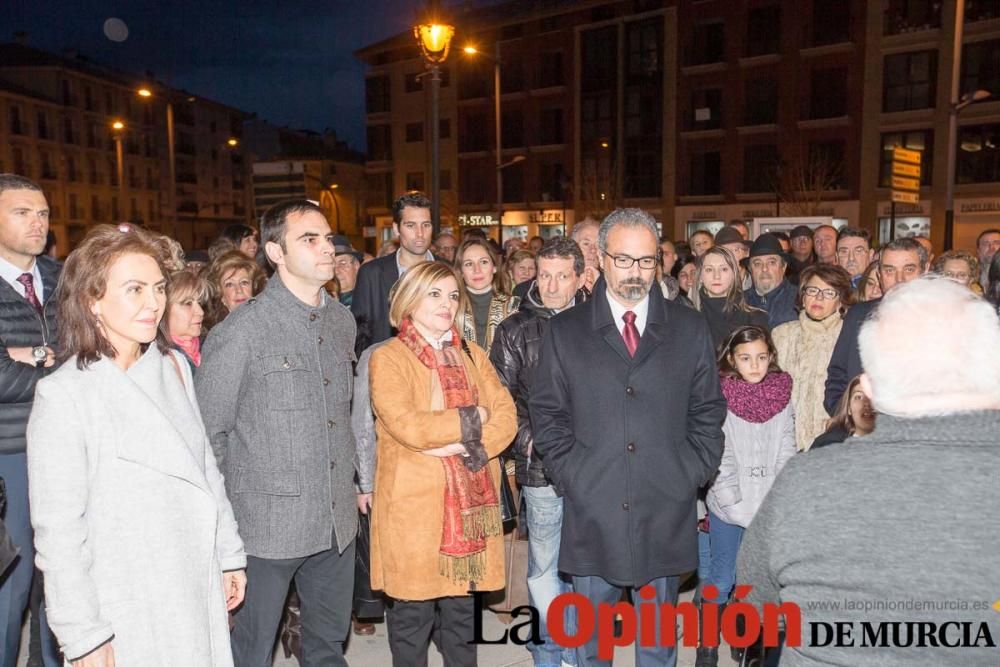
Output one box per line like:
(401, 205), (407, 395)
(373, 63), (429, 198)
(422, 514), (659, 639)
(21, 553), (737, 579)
(415, 14), (454, 236)
(111, 119), (126, 203)
(227, 137), (239, 147)
(464, 43), (523, 245)
(136, 86), (177, 237)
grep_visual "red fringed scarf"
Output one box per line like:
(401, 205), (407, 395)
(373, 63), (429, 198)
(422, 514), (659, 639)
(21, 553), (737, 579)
(397, 318), (501, 583)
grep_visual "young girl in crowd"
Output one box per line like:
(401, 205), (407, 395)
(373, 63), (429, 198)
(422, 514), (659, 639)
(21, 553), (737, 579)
(698, 325), (796, 667)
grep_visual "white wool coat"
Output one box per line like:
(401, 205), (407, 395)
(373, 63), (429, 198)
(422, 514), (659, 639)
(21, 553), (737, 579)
(27, 347), (245, 665)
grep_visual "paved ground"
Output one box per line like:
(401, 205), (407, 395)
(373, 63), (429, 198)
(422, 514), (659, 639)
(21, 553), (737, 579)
(18, 587), (740, 666)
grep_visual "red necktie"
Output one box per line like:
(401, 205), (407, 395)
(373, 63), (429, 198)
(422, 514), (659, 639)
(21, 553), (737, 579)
(16, 273), (42, 314)
(622, 310), (639, 357)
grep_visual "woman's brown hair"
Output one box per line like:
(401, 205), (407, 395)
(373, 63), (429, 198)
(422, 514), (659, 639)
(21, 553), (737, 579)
(57, 223), (173, 369)
(159, 267), (211, 339)
(824, 375), (866, 437)
(454, 237), (511, 295)
(204, 249), (267, 329)
(796, 263), (855, 313)
(716, 325), (782, 379)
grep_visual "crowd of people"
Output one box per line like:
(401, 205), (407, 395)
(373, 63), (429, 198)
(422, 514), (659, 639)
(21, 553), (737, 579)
(0, 171), (998, 667)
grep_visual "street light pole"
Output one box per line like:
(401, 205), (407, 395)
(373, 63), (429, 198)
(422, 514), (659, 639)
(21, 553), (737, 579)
(944, 0), (967, 252)
(166, 101), (177, 238)
(494, 41), (503, 247)
(112, 120), (126, 207)
(430, 64), (442, 235)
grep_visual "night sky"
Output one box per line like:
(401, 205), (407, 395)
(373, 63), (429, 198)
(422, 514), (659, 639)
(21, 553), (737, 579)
(1, 0), (427, 152)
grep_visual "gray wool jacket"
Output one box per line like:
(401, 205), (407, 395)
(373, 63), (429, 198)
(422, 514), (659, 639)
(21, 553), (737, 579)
(196, 275), (359, 559)
(737, 410), (1000, 666)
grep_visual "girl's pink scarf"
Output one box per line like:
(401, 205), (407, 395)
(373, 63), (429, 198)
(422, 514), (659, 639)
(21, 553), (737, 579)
(720, 372), (792, 423)
(171, 336), (201, 367)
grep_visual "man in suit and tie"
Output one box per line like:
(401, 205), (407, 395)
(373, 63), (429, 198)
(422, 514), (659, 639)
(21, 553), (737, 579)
(0, 174), (60, 666)
(351, 191), (435, 356)
(531, 208), (726, 667)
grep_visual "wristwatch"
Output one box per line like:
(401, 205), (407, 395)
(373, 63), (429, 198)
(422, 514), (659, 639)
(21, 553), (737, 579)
(31, 346), (47, 368)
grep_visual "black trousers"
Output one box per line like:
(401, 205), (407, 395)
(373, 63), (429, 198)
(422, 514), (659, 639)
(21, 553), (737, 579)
(386, 595), (476, 667)
(230, 539), (355, 667)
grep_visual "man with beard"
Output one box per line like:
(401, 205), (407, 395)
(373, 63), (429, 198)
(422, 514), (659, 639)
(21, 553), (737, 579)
(531, 208), (726, 667)
(835, 228), (875, 288)
(489, 236), (587, 667)
(743, 233), (797, 328)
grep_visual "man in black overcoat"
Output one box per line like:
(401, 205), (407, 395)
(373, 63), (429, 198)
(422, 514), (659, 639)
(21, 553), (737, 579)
(531, 208), (726, 667)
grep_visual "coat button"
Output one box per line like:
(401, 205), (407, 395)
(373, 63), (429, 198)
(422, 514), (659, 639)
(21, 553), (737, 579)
(625, 386), (634, 396)
(282, 357), (291, 369)
(627, 442), (635, 452)
(622, 502), (630, 510)
(318, 336), (324, 345)
(309, 313), (317, 321)
(330, 461), (336, 470)
(327, 420), (335, 429)
(323, 378), (330, 386)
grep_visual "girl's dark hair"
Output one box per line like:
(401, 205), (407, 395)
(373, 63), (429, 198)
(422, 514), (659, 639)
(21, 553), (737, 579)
(824, 375), (865, 437)
(717, 325), (782, 379)
(671, 245), (693, 279)
(57, 223), (173, 369)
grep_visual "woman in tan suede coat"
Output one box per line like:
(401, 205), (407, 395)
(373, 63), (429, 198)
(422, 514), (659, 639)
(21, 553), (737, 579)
(369, 261), (516, 666)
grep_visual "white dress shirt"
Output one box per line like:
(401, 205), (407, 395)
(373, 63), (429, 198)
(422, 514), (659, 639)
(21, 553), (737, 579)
(395, 249), (435, 277)
(605, 288), (649, 337)
(0, 255), (44, 304)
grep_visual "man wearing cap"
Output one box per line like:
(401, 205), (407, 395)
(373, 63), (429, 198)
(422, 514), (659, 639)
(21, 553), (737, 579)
(714, 226), (752, 290)
(789, 225), (816, 267)
(743, 233), (798, 328)
(332, 235), (363, 308)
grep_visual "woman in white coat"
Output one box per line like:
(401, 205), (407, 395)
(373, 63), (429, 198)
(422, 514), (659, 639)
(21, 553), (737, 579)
(27, 223), (246, 666)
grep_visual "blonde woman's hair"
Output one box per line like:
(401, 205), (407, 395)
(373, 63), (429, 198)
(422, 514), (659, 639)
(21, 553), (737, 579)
(388, 261), (467, 329)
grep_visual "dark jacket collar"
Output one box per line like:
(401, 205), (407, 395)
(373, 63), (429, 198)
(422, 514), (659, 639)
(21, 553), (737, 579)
(522, 281), (588, 319)
(588, 277), (667, 366)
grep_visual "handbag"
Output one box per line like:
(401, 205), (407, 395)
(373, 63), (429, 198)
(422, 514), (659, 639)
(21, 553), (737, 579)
(498, 466), (518, 530)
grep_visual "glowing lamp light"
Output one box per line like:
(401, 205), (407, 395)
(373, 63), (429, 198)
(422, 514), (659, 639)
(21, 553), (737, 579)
(111, 120), (125, 130)
(415, 22), (455, 64)
(137, 88), (152, 98)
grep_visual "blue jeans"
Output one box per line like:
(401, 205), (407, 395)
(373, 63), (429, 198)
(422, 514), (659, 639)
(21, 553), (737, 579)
(0, 454), (60, 667)
(522, 484), (576, 667)
(706, 510), (744, 603)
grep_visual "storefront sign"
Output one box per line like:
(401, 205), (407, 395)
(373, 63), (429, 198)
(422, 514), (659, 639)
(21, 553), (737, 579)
(528, 210), (565, 224)
(458, 213), (499, 227)
(691, 210), (719, 220)
(880, 202), (927, 216)
(959, 200), (1000, 215)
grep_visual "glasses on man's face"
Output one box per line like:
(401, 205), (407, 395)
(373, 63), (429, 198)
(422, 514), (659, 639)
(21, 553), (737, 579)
(604, 251), (658, 270)
(802, 286), (839, 300)
(837, 246), (869, 257)
(943, 271), (970, 281)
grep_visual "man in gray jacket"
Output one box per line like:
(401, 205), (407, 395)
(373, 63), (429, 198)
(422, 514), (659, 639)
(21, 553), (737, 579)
(197, 199), (358, 667)
(738, 276), (1000, 665)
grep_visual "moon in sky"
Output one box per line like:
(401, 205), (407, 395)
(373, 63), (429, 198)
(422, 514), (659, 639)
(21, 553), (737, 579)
(103, 18), (129, 42)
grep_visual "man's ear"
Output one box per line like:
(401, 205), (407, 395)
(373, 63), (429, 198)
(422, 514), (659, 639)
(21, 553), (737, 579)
(264, 241), (284, 267)
(859, 372), (874, 401)
(392, 222), (400, 238)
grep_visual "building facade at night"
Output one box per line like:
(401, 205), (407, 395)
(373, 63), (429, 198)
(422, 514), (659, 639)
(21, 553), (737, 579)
(0, 42), (253, 253)
(356, 0), (1000, 251)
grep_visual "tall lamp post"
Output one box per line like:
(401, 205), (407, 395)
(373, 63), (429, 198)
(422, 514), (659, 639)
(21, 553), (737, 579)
(415, 16), (454, 236)
(111, 120), (126, 205)
(137, 86), (177, 237)
(464, 44), (525, 246)
(943, 0), (991, 250)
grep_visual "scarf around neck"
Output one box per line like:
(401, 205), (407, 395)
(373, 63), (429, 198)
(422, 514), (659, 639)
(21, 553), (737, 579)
(396, 318), (501, 583)
(721, 371), (792, 423)
(171, 335), (201, 367)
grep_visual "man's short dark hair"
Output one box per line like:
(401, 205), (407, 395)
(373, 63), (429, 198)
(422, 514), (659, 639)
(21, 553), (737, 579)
(837, 227), (871, 245)
(0, 173), (43, 197)
(977, 228), (1000, 247)
(259, 199), (326, 267)
(392, 191), (432, 224)
(880, 236), (928, 269)
(537, 236), (585, 276)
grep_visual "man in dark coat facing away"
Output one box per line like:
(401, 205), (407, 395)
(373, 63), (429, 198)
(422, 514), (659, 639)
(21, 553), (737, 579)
(531, 208), (727, 667)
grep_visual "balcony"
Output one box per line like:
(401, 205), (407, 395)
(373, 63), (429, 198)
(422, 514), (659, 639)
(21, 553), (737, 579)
(884, 5), (941, 36)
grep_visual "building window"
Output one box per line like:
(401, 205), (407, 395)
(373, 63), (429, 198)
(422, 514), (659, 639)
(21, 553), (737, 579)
(366, 125), (392, 161)
(744, 78), (778, 125)
(884, 0), (941, 36)
(957, 124), (1000, 184)
(459, 161), (488, 204)
(538, 162), (566, 201)
(813, 0), (851, 45)
(91, 195), (101, 220)
(686, 22), (725, 67)
(807, 140), (847, 189)
(61, 79), (74, 106)
(459, 61), (491, 99)
(12, 147), (26, 176)
(405, 172), (425, 191)
(69, 194), (80, 220)
(460, 111), (488, 152)
(962, 39), (1000, 104)
(501, 109), (524, 148)
(365, 76), (390, 113)
(625, 150), (661, 199)
(879, 130), (933, 187)
(405, 122), (424, 143)
(627, 19), (662, 79)
(742, 144), (779, 193)
(440, 119), (451, 139)
(539, 15), (559, 33)
(538, 51), (565, 88)
(88, 157), (98, 185)
(808, 66), (847, 119)
(581, 27), (618, 93)
(9, 106), (23, 135)
(36, 112), (49, 140)
(690, 150), (722, 195)
(581, 93), (615, 150)
(501, 56), (524, 93)
(66, 156), (78, 182)
(689, 88), (722, 130)
(440, 170), (452, 191)
(746, 6), (781, 57)
(539, 108), (564, 145)
(502, 162), (525, 203)
(884, 51), (937, 112)
(405, 72), (422, 93)
(86, 122), (97, 148)
(40, 152), (55, 180)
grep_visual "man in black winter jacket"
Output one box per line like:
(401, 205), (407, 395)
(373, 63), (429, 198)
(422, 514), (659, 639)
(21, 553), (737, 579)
(0, 174), (60, 665)
(489, 236), (586, 667)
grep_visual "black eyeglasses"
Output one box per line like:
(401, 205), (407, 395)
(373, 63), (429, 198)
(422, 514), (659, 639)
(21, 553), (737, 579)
(603, 251), (658, 270)
(802, 286), (839, 300)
